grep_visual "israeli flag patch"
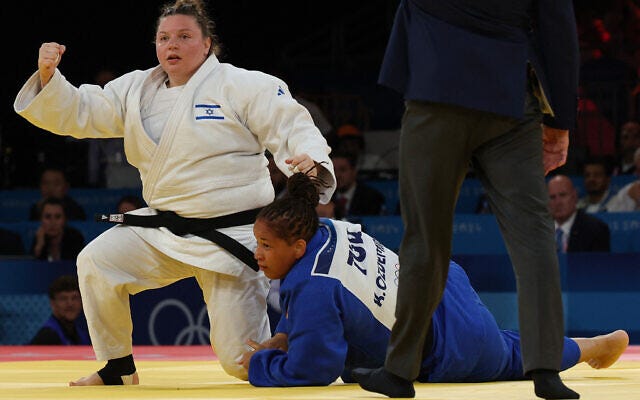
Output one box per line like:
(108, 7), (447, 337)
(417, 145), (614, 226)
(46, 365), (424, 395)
(277, 86), (285, 96)
(195, 104), (224, 120)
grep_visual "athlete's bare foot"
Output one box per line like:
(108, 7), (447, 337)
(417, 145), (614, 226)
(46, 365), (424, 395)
(69, 371), (139, 386)
(573, 329), (629, 369)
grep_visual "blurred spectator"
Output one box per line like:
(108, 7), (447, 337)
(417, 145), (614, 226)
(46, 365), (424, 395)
(474, 192), (493, 214)
(32, 198), (85, 262)
(29, 167), (86, 221)
(331, 150), (386, 219)
(577, 156), (616, 213)
(335, 124), (390, 171)
(116, 194), (145, 214)
(87, 67), (141, 189)
(271, 69), (335, 144)
(29, 275), (91, 345)
(578, 15), (636, 127)
(87, 140), (141, 188)
(0, 227), (25, 256)
(613, 121), (640, 175)
(296, 96), (334, 139)
(548, 175), (610, 253)
(93, 67), (117, 87)
(266, 151), (287, 199)
(574, 87), (616, 157)
(316, 199), (337, 219)
(607, 147), (640, 211)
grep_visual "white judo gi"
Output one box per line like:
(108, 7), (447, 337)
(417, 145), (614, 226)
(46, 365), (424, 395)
(14, 55), (336, 379)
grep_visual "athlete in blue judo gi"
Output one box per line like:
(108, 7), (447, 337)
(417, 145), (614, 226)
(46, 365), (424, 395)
(239, 173), (628, 387)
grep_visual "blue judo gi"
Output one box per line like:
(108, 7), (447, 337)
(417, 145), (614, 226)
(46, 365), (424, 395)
(248, 219), (580, 386)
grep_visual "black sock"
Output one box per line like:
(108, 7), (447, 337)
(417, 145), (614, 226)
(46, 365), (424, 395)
(352, 367), (415, 398)
(97, 354), (136, 385)
(531, 369), (579, 399)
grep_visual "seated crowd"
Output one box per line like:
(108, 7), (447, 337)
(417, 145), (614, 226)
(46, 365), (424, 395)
(0, 139), (639, 350)
(4, 146), (640, 259)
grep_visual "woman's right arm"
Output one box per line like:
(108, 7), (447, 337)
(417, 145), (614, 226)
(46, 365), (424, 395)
(38, 42), (66, 88)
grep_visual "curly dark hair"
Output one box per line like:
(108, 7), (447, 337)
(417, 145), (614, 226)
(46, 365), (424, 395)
(48, 275), (80, 299)
(256, 172), (328, 244)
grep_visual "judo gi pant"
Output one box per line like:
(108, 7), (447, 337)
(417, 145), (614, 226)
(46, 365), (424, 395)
(76, 225), (271, 380)
(418, 264), (579, 382)
(387, 90), (565, 379)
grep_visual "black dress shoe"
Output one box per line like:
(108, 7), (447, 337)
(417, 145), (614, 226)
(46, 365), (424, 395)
(352, 367), (415, 398)
(531, 369), (579, 399)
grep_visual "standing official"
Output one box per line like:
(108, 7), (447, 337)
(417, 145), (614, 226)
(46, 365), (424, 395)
(352, 1), (580, 399)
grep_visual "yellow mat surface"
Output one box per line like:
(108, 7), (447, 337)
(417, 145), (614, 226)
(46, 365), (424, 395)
(0, 359), (638, 400)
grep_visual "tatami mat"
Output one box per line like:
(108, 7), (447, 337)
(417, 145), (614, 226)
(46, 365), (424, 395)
(0, 346), (638, 400)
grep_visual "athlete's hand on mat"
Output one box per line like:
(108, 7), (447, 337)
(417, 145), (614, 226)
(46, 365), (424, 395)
(237, 339), (265, 370)
(286, 153), (318, 177)
(260, 332), (288, 351)
(542, 125), (569, 175)
(38, 42), (66, 88)
(237, 334), (289, 370)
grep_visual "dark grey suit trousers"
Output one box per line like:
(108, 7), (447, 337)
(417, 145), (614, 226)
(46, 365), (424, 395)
(386, 89), (565, 379)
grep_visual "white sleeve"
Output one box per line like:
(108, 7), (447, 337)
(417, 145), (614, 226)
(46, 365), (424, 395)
(606, 185), (638, 212)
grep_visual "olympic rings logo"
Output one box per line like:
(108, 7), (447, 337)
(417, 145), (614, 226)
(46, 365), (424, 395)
(147, 298), (210, 345)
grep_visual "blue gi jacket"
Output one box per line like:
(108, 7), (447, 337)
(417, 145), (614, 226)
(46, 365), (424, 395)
(247, 219), (580, 386)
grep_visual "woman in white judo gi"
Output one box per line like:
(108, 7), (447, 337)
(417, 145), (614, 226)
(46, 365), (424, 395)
(14, 0), (335, 385)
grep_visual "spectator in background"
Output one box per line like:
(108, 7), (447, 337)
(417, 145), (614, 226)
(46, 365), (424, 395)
(548, 175), (610, 253)
(116, 195), (145, 214)
(0, 228), (25, 256)
(296, 96), (334, 140)
(32, 197), (85, 261)
(607, 147), (640, 211)
(331, 150), (386, 219)
(474, 192), (493, 214)
(316, 199), (337, 219)
(29, 167), (86, 221)
(577, 156), (616, 213)
(87, 67), (141, 189)
(613, 121), (640, 175)
(271, 69), (335, 146)
(335, 124), (389, 172)
(574, 87), (616, 157)
(30, 275), (91, 345)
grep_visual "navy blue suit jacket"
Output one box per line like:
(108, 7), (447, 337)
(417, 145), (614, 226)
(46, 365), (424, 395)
(379, 0), (579, 129)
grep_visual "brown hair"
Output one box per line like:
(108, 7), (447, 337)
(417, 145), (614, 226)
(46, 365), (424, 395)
(157, 0), (222, 56)
(257, 173), (327, 244)
(48, 275), (80, 299)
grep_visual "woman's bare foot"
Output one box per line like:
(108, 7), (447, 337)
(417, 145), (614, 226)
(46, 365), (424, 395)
(69, 371), (139, 386)
(574, 329), (629, 369)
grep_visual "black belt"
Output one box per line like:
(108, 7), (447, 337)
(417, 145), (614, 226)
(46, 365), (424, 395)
(96, 208), (262, 272)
